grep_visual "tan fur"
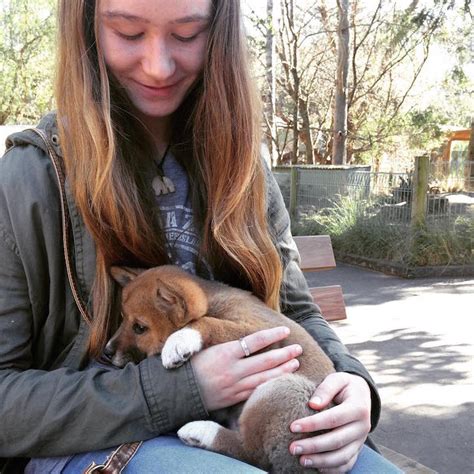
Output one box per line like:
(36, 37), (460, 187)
(107, 265), (335, 473)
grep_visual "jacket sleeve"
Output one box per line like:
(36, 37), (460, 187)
(0, 145), (208, 458)
(265, 165), (381, 431)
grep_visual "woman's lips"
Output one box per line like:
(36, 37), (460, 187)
(133, 80), (180, 98)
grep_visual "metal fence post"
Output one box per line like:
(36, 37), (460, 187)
(411, 155), (429, 228)
(289, 166), (298, 220)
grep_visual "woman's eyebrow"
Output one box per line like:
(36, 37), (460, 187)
(171, 14), (211, 24)
(102, 11), (210, 25)
(102, 11), (151, 24)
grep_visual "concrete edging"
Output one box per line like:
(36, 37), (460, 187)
(379, 446), (437, 473)
(336, 253), (474, 278)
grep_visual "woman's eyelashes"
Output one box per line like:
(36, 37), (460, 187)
(173, 33), (199, 43)
(115, 31), (203, 43)
(117, 32), (144, 41)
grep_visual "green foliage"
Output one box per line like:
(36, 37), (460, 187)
(0, 0), (56, 124)
(294, 196), (473, 267)
(353, 113), (406, 164)
(437, 67), (474, 129)
(406, 107), (448, 151)
(345, 1), (450, 163)
(408, 218), (473, 266)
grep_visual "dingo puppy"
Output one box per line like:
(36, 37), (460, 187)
(107, 265), (335, 473)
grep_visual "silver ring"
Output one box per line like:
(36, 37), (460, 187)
(239, 337), (251, 357)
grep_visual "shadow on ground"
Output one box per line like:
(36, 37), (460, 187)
(304, 262), (473, 472)
(345, 328), (473, 473)
(306, 264), (474, 307)
(373, 403), (473, 473)
(346, 328), (471, 387)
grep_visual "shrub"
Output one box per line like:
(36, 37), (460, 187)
(408, 218), (473, 266)
(293, 196), (473, 267)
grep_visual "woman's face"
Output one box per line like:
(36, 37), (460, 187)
(98, 0), (211, 124)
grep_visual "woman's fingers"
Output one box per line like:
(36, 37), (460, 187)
(237, 356), (301, 392)
(290, 421), (366, 455)
(299, 440), (362, 471)
(291, 373), (371, 434)
(287, 373), (372, 472)
(192, 326), (301, 411)
(234, 326), (291, 358)
(307, 372), (352, 409)
(291, 402), (359, 434)
(238, 342), (302, 374)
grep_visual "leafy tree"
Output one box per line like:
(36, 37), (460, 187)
(0, 0), (56, 124)
(247, 0), (340, 164)
(346, 1), (446, 162)
(245, 0), (472, 167)
(406, 107), (448, 153)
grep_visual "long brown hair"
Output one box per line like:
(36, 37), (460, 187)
(56, 0), (283, 357)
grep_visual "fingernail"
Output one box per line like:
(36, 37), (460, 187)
(291, 359), (300, 370)
(292, 445), (302, 455)
(294, 344), (303, 355)
(282, 326), (290, 335)
(292, 424), (302, 433)
(304, 458), (313, 467)
(310, 396), (322, 406)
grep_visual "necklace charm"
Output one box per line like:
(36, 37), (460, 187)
(153, 174), (175, 196)
(152, 143), (175, 196)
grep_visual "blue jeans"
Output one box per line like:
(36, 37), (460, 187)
(26, 436), (403, 473)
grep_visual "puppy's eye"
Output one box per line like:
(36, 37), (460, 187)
(132, 322), (148, 335)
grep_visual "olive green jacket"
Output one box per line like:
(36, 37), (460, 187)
(0, 113), (380, 460)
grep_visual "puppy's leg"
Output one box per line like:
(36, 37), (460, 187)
(185, 317), (260, 347)
(161, 317), (258, 369)
(178, 421), (251, 464)
(161, 327), (204, 368)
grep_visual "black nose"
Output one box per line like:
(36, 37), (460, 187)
(104, 340), (116, 358)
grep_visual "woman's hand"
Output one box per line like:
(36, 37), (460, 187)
(191, 326), (303, 411)
(289, 372), (372, 473)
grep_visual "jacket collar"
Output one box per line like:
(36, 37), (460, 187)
(5, 111), (64, 158)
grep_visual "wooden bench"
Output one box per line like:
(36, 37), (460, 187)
(293, 235), (347, 322)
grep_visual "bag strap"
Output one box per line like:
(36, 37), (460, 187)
(30, 128), (93, 326)
(30, 129), (143, 472)
(84, 441), (143, 474)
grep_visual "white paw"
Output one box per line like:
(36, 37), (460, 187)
(161, 328), (203, 369)
(177, 421), (221, 449)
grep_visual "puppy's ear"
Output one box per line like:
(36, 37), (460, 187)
(110, 266), (147, 287)
(155, 282), (188, 326)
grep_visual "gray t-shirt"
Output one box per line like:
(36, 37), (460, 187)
(154, 153), (212, 278)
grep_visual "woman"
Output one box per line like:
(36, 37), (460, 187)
(0, 0), (400, 472)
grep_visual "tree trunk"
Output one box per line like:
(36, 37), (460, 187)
(468, 121), (474, 162)
(265, 0), (278, 167)
(468, 121), (474, 190)
(299, 97), (314, 164)
(290, 0), (300, 164)
(332, 0), (350, 165)
(288, 0), (299, 165)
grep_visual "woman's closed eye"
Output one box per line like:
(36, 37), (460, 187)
(173, 33), (199, 43)
(172, 24), (209, 44)
(116, 31), (144, 41)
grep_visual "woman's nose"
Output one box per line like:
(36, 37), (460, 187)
(142, 37), (176, 82)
